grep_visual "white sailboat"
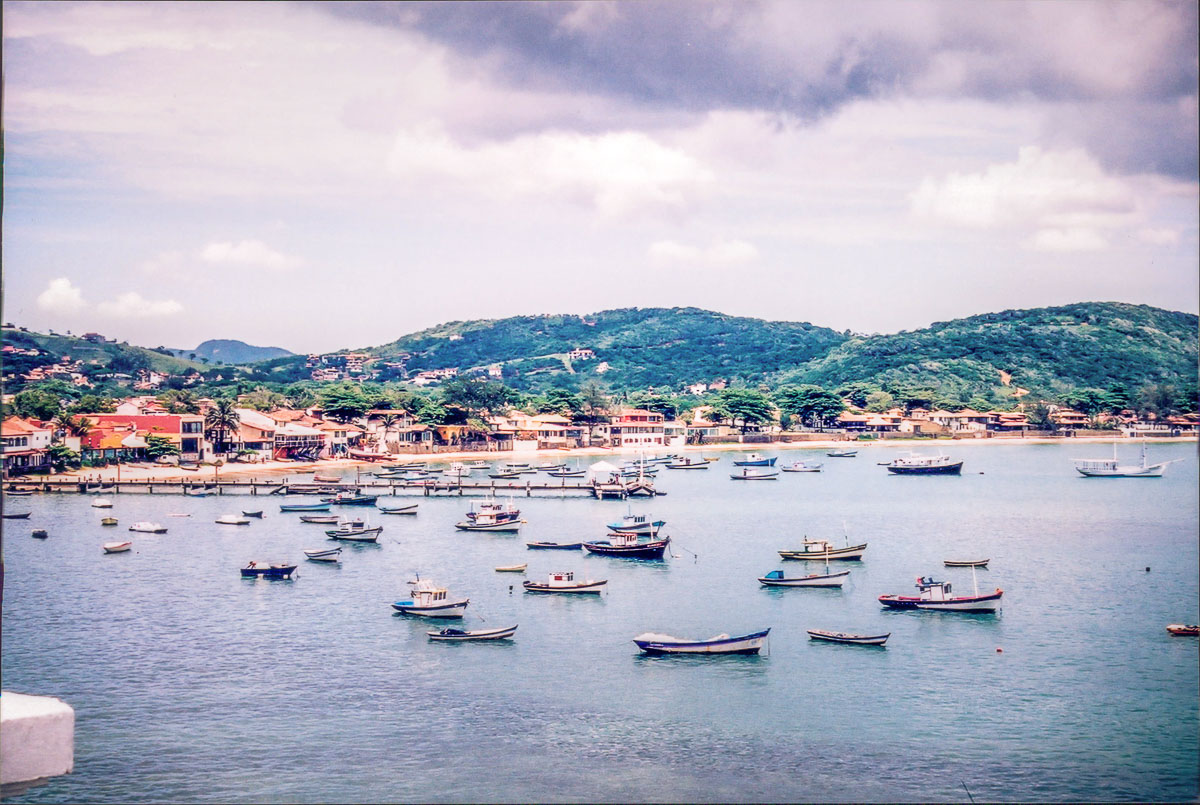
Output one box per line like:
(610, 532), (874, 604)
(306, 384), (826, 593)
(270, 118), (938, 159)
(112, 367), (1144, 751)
(1073, 440), (1180, 478)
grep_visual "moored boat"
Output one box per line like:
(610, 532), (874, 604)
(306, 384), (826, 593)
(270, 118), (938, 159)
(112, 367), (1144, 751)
(523, 571), (608, 594)
(495, 564), (527, 572)
(101, 517), (119, 526)
(666, 458), (710, 469)
(780, 461), (823, 472)
(322, 493), (378, 506)
(241, 510), (264, 518)
(312, 474), (343, 483)
(606, 512), (665, 536)
(826, 449), (858, 458)
(391, 579), (469, 618)
(807, 629), (889, 646)
(886, 452), (963, 475)
(3, 512), (32, 519)
(730, 468), (779, 480)
(240, 561), (297, 579)
(1166, 624), (1199, 636)
(32, 529), (49, 539)
(758, 569), (850, 588)
(379, 503), (419, 515)
(303, 547), (342, 562)
(128, 521), (167, 534)
(879, 576), (1003, 612)
(102, 540), (132, 554)
(325, 519), (383, 541)
(526, 541), (584, 550)
(428, 625), (517, 641)
(1073, 440), (1181, 478)
(281, 503), (332, 512)
(732, 454), (777, 467)
(944, 559), (989, 568)
(456, 499), (523, 532)
(299, 514), (340, 524)
(778, 539), (866, 561)
(583, 531), (670, 559)
(90, 497), (114, 508)
(215, 514), (251, 525)
(633, 628), (770, 655)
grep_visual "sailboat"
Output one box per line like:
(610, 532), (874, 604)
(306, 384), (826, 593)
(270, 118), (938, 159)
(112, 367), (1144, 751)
(1073, 439), (1180, 478)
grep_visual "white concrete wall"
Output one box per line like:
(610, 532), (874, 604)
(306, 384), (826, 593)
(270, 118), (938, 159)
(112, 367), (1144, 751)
(0, 691), (74, 785)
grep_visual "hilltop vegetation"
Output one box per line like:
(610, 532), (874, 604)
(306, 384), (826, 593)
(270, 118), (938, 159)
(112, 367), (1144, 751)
(168, 339), (293, 365)
(3, 327), (203, 375)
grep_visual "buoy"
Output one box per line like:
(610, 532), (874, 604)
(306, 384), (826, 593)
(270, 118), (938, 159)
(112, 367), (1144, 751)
(996, 647), (1003, 653)
(1145, 567), (1151, 572)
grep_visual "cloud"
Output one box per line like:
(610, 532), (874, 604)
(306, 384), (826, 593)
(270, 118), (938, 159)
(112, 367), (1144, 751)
(648, 239), (760, 265)
(97, 292), (183, 319)
(1028, 228), (1109, 253)
(36, 277), (87, 315)
(201, 240), (301, 271)
(1137, 227), (1180, 246)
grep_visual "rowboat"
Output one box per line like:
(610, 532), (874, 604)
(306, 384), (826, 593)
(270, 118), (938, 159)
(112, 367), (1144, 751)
(546, 469), (587, 478)
(806, 629), (889, 646)
(215, 514), (251, 525)
(101, 517), (119, 526)
(778, 539), (866, 561)
(731, 454), (776, 467)
(523, 571), (607, 594)
(241, 510), (264, 518)
(391, 579), (469, 618)
(1166, 624), (1199, 636)
(730, 468), (779, 480)
(495, 564), (527, 572)
(886, 452), (963, 475)
(583, 532), (670, 559)
(240, 562), (297, 579)
(325, 520), (383, 541)
(879, 576), (1003, 612)
(102, 541), (133, 554)
(299, 514), (340, 524)
(312, 474), (343, 483)
(489, 472), (523, 479)
(349, 449), (391, 462)
(428, 625), (517, 641)
(526, 542), (584, 550)
(280, 503), (331, 512)
(780, 461), (823, 472)
(666, 457), (710, 469)
(379, 504), (419, 515)
(90, 497), (114, 508)
(2, 512), (32, 519)
(944, 559), (989, 568)
(3, 490), (33, 496)
(128, 522), (167, 534)
(826, 449), (857, 458)
(303, 547), (343, 563)
(633, 629), (770, 655)
(758, 569), (850, 588)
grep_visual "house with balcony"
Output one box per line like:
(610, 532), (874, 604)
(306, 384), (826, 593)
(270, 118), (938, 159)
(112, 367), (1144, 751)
(604, 408), (666, 448)
(2, 417), (53, 474)
(83, 414), (208, 461)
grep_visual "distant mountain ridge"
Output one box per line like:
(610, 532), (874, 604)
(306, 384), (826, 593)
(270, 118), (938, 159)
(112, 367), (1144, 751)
(170, 339), (293, 364)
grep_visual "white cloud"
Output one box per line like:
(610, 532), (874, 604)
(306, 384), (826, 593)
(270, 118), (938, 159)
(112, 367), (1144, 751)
(648, 239), (760, 265)
(1137, 227), (1180, 246)
(201, 240), (300, 271)
(97, 292), (184, 319)
(139, 250), (188, 275)
(36, 277), (86, 314)
(1028, 228), (1108, 253)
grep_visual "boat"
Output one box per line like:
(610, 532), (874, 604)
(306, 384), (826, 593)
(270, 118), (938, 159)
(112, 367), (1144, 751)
(879, 575), (1003, 612)
(102, 541), (132, 554)
(466, 461), (490, 469)
(325, 520), (383, 541)
(379, 503), (419, 515)
(3, 490), (33, 496)
(428, 625), (517, 641)
(826, 449), (858, 458)
(240, 561), (297, 579)
(537, 463), (567, 471)
(303, 547), (343, 562)
(944, 559), (989, 568)
(312, 474), (343, 483)
(606, 512), (666, 536)
(178, 463), (200, 472)
(778, 539), (866, 561)
(780, 460), (823, 472)
(299, 514), (340, 524)
(806, 629), (889, 646)
(731, 454), (776, 467)
(455, 500), (523, 532)
(90, 497), (114, 508)
(443, 462), (472, 478)
(280, 503), (332, 512)
(489, 472), (524, 479)
(619, 467), (659, 478)
(32, 529), (49, 539)
(758, 569), (850, 588)
(624, 477), (659, 497)
(526, 541), (584, 550)
(128, 522), (167, 534)
(348, 449), (391, 462)
(523, 571), (608, 594)
(185, 490), (210, 498)
(101, 517), (119, 526)
(322, 493), (378, 506)
(886, 452), (963, 475)
(730, 468), (779, 480)
(2, 512), (32, 519)
(583, 531), (670, 559)
(215, 514), (251, 525)
(1073, 441), (1182, 478)
(633, 628), (770, 655)
(665, 458), (710, 469)
(241, 510), (264, 518)
(391, 579), (469, 618)
(495, 564), (528, 572)
(546, 469), (587, 478)
(1166, 624), (1199, 636)
(167, 513), (192, 517)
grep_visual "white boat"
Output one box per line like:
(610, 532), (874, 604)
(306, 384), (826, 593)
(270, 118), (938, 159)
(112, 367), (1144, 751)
(215, 514), (251, 525)
(879, 574), (1003, 612)
(780, 461), (823, 472)
(807, 629), (889, 646)
(523, 571), (608, 594)
(325, 518), (383, 541)
(778, 539), (866, 561)
(730, 468), (779, 480)
(443, 462), (472, 478)
(455, 499), (523, 532)
(102, 541), (132, 554)
(633, 629), (770, 655)
(606, 511), (665, 535)
(91, 497), (114, 508)
(885, 452), (963, 475)
(304, 547), (343, 562)
(427, 625), (517, 641)
(128, 522), (167, 534)
(1073, 440), (1181, 478)
(758, 569), (850, 587)
(391, 579), (470, 618)
(495, 564), (527, 572)
(826, 449), (857, 458)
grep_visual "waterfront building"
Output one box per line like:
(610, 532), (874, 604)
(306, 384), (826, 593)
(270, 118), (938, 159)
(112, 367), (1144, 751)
(1, 417), (53, 473)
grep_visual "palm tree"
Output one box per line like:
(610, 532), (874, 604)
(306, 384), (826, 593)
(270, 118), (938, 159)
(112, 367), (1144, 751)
(379, 413), (400, 452)
(204, 399), (241, 458)
(52, 413), (92, 442)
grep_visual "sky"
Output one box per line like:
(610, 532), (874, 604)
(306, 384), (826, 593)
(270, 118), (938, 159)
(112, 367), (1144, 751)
(2, 0), (1197, 354)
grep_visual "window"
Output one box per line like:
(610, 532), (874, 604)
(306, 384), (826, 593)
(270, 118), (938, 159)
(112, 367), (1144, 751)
(181, 421), (203, 434)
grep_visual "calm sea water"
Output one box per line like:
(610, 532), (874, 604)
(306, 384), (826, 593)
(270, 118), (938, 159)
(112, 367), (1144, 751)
(3, 441), (1197, 803)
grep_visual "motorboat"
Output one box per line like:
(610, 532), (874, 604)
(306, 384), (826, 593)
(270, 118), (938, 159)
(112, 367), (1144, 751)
(325, 519), (383, 541)
(879, 576), (1002, 612)
(102, 541), (132, 554)
(322, 493), (378, 506)
(780, 461), (823, 473)
(583, 531), (670, 559)
(731, 454), (776, 467)
(304, 547), (343, 563)
(886, 452), (963, 475)
(443, 462), (472, 478)
(806, 629), (889, 646)
(758, 569), (850, 588)
(1166, 624), (1199, 636)
(606, 512), (665, 536)
(665, 458), (710, 469)
(428, 625), (517, 641)
(778, 539), (866, 561)
(1073, 441), (1181, 478)
(730, 468), (779, 480)
(32, 529), (49, 539)
(455, 500), (523, 532)
(90, 497), (114, 508)
(379, 504), (419, 515)
(523, 571), (607, 594)
(128, 522), (167, 534)
(215, 514), (251, 525)
(633, 629), (770, 655)
(391, 579), (469, 618)
(240, 561), (297, 579)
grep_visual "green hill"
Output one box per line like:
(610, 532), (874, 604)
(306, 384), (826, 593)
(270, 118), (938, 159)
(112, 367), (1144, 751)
(169, 339), (294, 365)
(2, 327), (205, 376)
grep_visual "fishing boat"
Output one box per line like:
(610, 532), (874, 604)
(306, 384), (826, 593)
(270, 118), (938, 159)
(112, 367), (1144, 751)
(546, 469), (587, 478)
(455, 500), (523, 532)
(322, 493), (378, 506)
(730, 468), (779, 480)
(732, 454), (776, 467)
(537, 462), (567, 471)
(780, 460), (823, 472)
(606, 512), (666, 536)
(32, 529), (49, 539)
(758, 569), (850, 588)
(2, 512), (32, 519)
(466, 461), (491, 470)
(185, 490), (211, 498)
(240, 561), (297, 579)
(879, 575), (1003, 612)
(391, 579), (469, 618)
(128, 522), (167, 534)
(526, 541), (584, 550)
(625, 477), (659, 497)
(806, 629), (889, 646)
(281, 503), (332, 512)
(583, 531), (670, 559)
(495, 564), (527, 572)
(1166, 624), (1199, 636)
(619, 466), (659, 478)
(299, 514), (340, 524)
(489, 472), (524, 479)
(633, 628), (770, 655)
(325, 519), (383, 541)
(523, 571), (608, 594)
(428, 625), (517, 641)
(101, 517), (119, 526)
(826, 449), (857, 458)
(215, 514), (251, 525)
(241, 510), (264, 518)
(665, 458), (710, 469)
(1073, 440), (1181, 478)
(778, 539), (867, 561)
(312, 473), (343, 483)
(90, 497), (114, 508)
(886, 452), (963, 475)
(379, 503), (419, 515)
(944, 559), (989, 568)
(303, 547), (342, 562)
(443, 462), (472, 478)
(102, 541), (133, 554)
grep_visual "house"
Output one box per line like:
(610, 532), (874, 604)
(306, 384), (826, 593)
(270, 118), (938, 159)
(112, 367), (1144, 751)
(925, 408), (992, 434)
(604, 408), (665, 448)
(988, 411), (1030, 432)
(77, 423), (150, 464)
(114, 396), (169, 416)
(315, 420), (364, 457)
(684, 383), (708, 396)
(567, 348), (595, 361)
(84, 413), (209, 461)
(1, 417), (53, 473)
(1049, 408), (1091, 429)
(236, 409), (326, 460)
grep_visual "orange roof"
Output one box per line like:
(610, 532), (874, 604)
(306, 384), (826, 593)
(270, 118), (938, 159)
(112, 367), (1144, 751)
(2, 417), (49, 435)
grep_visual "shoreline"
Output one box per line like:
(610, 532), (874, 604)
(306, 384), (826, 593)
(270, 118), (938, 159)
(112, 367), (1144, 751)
(47, 434), (1197, 484)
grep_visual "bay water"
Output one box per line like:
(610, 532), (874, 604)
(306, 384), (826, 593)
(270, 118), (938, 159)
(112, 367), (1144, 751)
(3, 441), (1197, 802)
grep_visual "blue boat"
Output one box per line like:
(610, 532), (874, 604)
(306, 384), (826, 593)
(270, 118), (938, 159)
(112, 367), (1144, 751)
(280, 503), (332, 512)
(633, 628), (770, 655)
(732, 454), (776, 467)
(240, 562), (297, 579)
(322, 493), (378, 506)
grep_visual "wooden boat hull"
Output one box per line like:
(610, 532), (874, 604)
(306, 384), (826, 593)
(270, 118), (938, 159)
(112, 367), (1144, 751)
(101, 518), (119, 526)
(312, 475), (342, 483)
(304, 548), (342, 562)
(1166, 624), (1199, 636)
(1075, 464), (1168, 477)
(526, 542), (583, 550)
(128, 524), (167, 534)
(2, 512), (32, 519)
(241, 511), (264, 518)
(634, 628), (770, 655)
(887, 462), (963, 475)
(523, 580), (607, 594)
(241, 564), (297, 579)
(879, 589), (1003, 612)
(944, 559), (989, 568)
(215, 518), (251, 525)
(391, 599), (469, 618)
(379, 505), (419, 515)
(326, 528), (382, 541)
(780, 465), (822, 472)
(102, 541), (132, 554)
(299, 515), (339, 524)
(666, 462), (709, 469)
(428, 625), (517, 641)
(583, 537), (669, 559)
(281, 504), (331, 512)
(826, 451), (857, 458)
(730, 472), (778, 480)
(807, 629), (889, 646)
(759, 570), (850, 587)
(455, 520), (522, 532)
(732, 457), (776, 467)
(323, 496), (378, 506)
(778, 543), (866, 561)
(495, 564), (527, 572)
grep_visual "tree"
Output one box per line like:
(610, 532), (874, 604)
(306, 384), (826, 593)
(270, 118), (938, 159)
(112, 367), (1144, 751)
(628, 392), (678, 420)
(144, 435), (181, 460)
(836, 382), (879, 409)
(318, 383), (374, 422)
(52, 413), (92, 441)
(714, 388), (775, 433)
(864, 391), (894, 413)
(439, 377), (515, 420)
(535, 388), (581, 417)
(14, 389), (64, 421)
(1136, 383), (1180, 419)
(775, 385), (845, 428)
(46, 443), (81, 471)
(239, 386), (287, 412)
(158, 389), (200, 414)
(66, 395), (116, 415)
(378, 413), (400, 448)
(204, 398), (241, 457)
(577, 381), (610, 425)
